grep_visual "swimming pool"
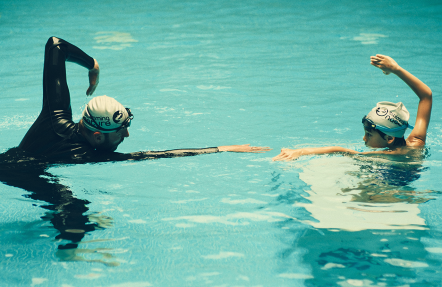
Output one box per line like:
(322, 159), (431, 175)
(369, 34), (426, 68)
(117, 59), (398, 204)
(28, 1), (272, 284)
(1, 0), (442, 286)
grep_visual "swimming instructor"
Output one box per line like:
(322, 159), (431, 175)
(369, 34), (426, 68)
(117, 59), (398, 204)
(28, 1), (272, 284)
(17, 36), (269, 163)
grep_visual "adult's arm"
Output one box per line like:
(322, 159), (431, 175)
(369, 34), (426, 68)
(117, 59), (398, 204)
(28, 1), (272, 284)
(43, 37), (98, 138)
(87, 147), (220, 162)
(90, 144), (271, 162)
(370, 55), (432, 146)
(126, 147), (221, 160)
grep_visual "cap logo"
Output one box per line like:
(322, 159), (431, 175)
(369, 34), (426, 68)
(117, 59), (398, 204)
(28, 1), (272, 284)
(376, 107), (388, 117)
(113, 111), (124, 124)
(85, 114), (111, 127)
(375, 106), (406, 127)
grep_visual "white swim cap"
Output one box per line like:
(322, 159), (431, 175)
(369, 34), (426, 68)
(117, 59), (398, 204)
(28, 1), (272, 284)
(365, 101), (412, 138)
(82, 95), (133, 133)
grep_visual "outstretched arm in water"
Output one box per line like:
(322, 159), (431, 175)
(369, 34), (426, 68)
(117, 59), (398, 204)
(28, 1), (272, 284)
(272, 145), (413, 161)
(273, 147), (359, 161)
(218, 144), (271, 153)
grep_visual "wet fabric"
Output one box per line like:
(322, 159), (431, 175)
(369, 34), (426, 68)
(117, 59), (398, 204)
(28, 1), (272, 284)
(16, 37), (219, 162)
(0, 37), (220, 250)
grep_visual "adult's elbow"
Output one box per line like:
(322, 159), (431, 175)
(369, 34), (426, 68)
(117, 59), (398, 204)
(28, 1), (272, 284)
(45, 36), (61, 50)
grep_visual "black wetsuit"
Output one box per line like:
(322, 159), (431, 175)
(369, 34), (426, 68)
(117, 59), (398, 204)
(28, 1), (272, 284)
(17, 36), (219, 163)
(0, 37), (219, 250)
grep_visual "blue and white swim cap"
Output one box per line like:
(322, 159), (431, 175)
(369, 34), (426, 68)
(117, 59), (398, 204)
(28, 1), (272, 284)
(365, 101), (412, 138)
(82, 95), (132, 133)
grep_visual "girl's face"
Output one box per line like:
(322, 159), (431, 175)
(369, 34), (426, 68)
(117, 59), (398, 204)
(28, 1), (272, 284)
(363, 129), (389, 148)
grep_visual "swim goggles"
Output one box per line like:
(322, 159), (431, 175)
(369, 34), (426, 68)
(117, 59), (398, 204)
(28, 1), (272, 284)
(362, 116), (412, 133)
(115, 108), (134, 132)
(84, 107), (134, 133)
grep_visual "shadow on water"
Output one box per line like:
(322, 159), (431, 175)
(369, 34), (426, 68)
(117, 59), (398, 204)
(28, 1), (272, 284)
(0, 148), (119, 266)
(270, 148), (442, 286)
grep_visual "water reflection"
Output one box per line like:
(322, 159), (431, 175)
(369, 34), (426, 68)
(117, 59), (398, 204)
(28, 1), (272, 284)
(0, 148), (118, 266)
(275, 149), (442, 285)
(298, 151), (432, 231)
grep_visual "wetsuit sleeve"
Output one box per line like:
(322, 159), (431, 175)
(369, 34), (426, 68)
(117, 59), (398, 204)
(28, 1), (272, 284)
(128, 147), (220, 160)
(43, 37), (95, 138)
(89, 147), (221, 162)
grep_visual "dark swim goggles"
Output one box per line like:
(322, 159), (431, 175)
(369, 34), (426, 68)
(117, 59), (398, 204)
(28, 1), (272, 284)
(362, 116), (412, 133)
(115, 108), (134, 132)
(362, 116), (377, 132)
(85, 107), (134, 133)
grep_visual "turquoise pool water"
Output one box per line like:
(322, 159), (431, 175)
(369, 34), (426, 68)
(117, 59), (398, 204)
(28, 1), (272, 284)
(1, 0), (442, 286)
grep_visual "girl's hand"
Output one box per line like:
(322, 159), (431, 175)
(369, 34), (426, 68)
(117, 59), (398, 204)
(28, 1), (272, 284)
(272, 148), (304, 161)
(370, 54), (400, 75)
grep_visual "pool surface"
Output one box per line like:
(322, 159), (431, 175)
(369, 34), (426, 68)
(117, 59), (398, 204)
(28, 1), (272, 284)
(1, 0), (442, 286)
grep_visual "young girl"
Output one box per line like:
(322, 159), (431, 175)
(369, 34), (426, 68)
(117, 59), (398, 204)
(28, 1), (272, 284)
(273, 54), (432, 161)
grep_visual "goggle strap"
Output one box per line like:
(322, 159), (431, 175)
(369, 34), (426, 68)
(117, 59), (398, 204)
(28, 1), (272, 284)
(363, 116), (413, 133)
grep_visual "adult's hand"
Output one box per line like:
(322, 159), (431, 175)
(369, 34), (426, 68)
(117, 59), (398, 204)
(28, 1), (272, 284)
(86, 59), (100, 96)
(218, 144), (271, 153)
